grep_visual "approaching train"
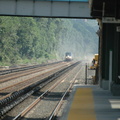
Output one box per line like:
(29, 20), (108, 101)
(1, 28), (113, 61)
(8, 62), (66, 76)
(65, 52), (73, 61)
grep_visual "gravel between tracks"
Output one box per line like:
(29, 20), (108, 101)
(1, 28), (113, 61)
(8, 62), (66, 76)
(0, 63), (66, 89)
(22, 62), (94, 120)
(0, 63), (71, 99)
(2, 62), (95, 120)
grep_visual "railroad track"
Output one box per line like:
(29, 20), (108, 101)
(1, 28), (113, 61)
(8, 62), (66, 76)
(0, 62), (71, 99)
(0, 61), (65, 84)
(0, 61), (62, 76)
(47, 67), (81, 120)
(0, 62), (80, 120)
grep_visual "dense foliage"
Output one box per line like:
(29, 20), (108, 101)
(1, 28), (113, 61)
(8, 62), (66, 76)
(0, 17), (98, 65)
(58, 19), (98, 60)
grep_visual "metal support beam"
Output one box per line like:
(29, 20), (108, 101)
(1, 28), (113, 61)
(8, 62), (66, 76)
(0, 0), (91, 18)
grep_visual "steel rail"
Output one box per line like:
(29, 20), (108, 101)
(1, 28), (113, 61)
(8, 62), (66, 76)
(13, 75), (65, 120)
(0, 63), (68, 91)
(0, 63), (72, 104)
(0, 61), (64, 83)
(0, 62), (72, 107)
(0, 62), (79, 119)
(47, 67), (81, 120)
(12, 62), (80, 120)
(0, 61), (62, 75)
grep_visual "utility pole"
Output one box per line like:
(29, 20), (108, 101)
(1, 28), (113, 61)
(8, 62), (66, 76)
(85, 63), (87, 84)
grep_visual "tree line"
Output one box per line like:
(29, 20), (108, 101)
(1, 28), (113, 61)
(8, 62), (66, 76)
(0, 17), (63, 65)
(0, 17), (98, 65)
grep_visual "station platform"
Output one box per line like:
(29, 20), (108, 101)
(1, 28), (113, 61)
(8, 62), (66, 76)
(60, 85), (120, 120)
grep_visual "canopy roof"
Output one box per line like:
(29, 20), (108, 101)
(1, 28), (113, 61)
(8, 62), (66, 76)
(90, 0), (120, 19)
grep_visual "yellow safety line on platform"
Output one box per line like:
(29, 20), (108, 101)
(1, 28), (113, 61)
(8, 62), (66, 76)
(67, 88), (96, 120)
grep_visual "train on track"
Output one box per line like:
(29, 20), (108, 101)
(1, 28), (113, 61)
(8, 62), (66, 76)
(65, 52), (73, 61)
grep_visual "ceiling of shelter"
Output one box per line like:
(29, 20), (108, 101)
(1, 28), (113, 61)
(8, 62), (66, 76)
(34, 0), (88, 1)
(90, 0), (120, 19)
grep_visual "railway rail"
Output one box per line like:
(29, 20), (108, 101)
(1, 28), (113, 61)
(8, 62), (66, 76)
(47, 67), (80, 120)
(0, 61), (64, 84)
(13, 63), (80, 120)
(0, 61), (70, 99)
(0, 61), (62, 76)
(0, 61), (80, 120)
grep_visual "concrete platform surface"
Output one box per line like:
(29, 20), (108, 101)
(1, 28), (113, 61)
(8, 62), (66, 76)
(61, 85), (120, 120)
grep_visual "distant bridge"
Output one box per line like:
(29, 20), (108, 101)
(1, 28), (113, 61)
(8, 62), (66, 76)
(0, 0), (91, 18)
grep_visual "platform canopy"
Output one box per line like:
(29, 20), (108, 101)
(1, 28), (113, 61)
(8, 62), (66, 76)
(89, 0), (120, 19)
(32, 0), (88, 1)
